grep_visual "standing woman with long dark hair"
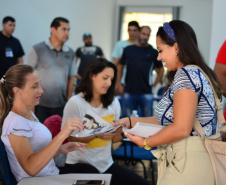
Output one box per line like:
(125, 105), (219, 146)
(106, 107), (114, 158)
(61, 58), (150, 185)
(115, 20), (222, 185)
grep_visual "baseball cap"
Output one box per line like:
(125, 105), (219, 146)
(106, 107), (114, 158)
(83, 32), (92, 39)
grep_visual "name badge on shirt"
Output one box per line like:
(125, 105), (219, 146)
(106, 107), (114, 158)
(5, 47), (14, 58)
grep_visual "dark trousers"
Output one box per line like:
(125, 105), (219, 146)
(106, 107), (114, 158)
(35, 105), (65, 123)
(59, 163), (150, 185)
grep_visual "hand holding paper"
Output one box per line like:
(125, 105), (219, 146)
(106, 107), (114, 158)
(122, 122), (165, 138)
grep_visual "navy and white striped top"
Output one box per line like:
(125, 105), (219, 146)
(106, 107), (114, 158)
(155, 66), (217, 136)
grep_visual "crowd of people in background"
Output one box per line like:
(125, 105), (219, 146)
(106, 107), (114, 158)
(0, 16), (162, 120)
(0, 15), (226, 185)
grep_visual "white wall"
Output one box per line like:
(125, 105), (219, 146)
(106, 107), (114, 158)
(0, 0), (115, 60)
(0, 0), (215, 65)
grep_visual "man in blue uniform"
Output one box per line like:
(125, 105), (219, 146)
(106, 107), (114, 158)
(0, 16), (24, 78)
(116, 26), (164, 117)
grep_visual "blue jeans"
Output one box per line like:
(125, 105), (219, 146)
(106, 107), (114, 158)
(116, 95), (127, 118)
(124, 93), (153, 117)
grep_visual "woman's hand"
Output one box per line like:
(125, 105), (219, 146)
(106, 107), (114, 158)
(60, 142), (86, 155)
(60, 118), (84, 139)
(113, 117), (130, 128)
(124, 132), (145, 148)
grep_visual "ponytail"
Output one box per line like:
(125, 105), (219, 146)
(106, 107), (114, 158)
(0, 79), (10, 127)
(0, 64), (35, 127)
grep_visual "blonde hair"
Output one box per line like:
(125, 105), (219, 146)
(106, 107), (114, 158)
(0, 64), (35, 127)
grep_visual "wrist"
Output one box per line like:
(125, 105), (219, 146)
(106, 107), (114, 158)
(128, 117), (132, 128)
(121, 132), (126, 138)
(143, 138), (152, 150)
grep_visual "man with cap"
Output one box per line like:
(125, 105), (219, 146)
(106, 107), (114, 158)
(75, 32), (104, 84)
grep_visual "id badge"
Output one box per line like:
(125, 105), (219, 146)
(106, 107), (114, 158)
(5, 47), (14, 57)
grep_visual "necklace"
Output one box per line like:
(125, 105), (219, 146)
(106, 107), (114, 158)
(11, 111), (39, 122)
(24, 115), (39, 122)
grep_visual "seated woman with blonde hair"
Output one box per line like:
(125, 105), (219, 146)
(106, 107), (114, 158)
(0, 64), (86, 182)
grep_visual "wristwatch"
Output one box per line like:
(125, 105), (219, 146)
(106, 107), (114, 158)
(143, 139), (152, 150)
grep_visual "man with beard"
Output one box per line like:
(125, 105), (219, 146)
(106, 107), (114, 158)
(116, 26), (164, 117)
(75, 32), (104, 84)
(25, 17), (76, 123)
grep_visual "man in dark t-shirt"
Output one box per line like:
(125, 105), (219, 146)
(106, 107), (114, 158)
(75, 32), (104, 84)
(0, 16), (24, 78)
(117, 26), (164, 117)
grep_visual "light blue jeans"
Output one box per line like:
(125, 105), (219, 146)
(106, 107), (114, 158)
(124, 93), (154, 117)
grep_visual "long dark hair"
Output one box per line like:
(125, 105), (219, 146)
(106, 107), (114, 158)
(75, 58), (117, 108)
(157, 20), (222, 100)
(0, 64), (35, 127)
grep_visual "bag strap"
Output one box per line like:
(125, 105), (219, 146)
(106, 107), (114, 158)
(187, 65), (225, 137)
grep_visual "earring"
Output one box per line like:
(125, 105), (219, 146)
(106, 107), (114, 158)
(175, 53), (178, 56)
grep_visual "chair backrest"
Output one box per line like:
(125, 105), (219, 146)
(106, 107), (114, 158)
(43, 115), (67, 167)
(0, 138), (17, 185)
(157, 86), (165, 96)
(112, 140), (156, 161)
(43, 115), (67, 144)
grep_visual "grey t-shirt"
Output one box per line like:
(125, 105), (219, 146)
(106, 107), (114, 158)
(25, 40), (76, 107)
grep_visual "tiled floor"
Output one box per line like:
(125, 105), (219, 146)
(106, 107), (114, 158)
(112, 142), (158, 185)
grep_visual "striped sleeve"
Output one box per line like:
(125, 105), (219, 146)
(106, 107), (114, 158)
(172, 67), (202, 96)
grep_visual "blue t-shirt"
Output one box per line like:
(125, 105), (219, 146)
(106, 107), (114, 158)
(155, 66), (217, 136)
(111, 40), (131, 59)
(120, 45), (163, 94)
(0, 31), (24, 78)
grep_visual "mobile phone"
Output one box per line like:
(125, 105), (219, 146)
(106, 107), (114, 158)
(73, 180), (105, 185)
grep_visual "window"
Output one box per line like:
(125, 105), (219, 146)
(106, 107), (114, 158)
(121, 12), (173, 48)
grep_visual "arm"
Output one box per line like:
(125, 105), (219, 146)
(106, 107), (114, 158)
(9, 118), (84, 176)
(97, 47), (105, 59)
(113, 58), (120, 66)
(24, 48), (38, 67)
(75, 56), (79, 63)
(17, 57), (23, 64)
(214, 62), (226, 97)
(67, 76), (75, 100)
(125, 89), (197, 148)
(153, 67), (164, 88)
(68, 132), (123, 143)
(114, 116), (160, 128)
(115, 64), (124, 94)
(75, 57), (82, 80)
(54, 142), (86, 157)
(68, 135), (96, 143)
